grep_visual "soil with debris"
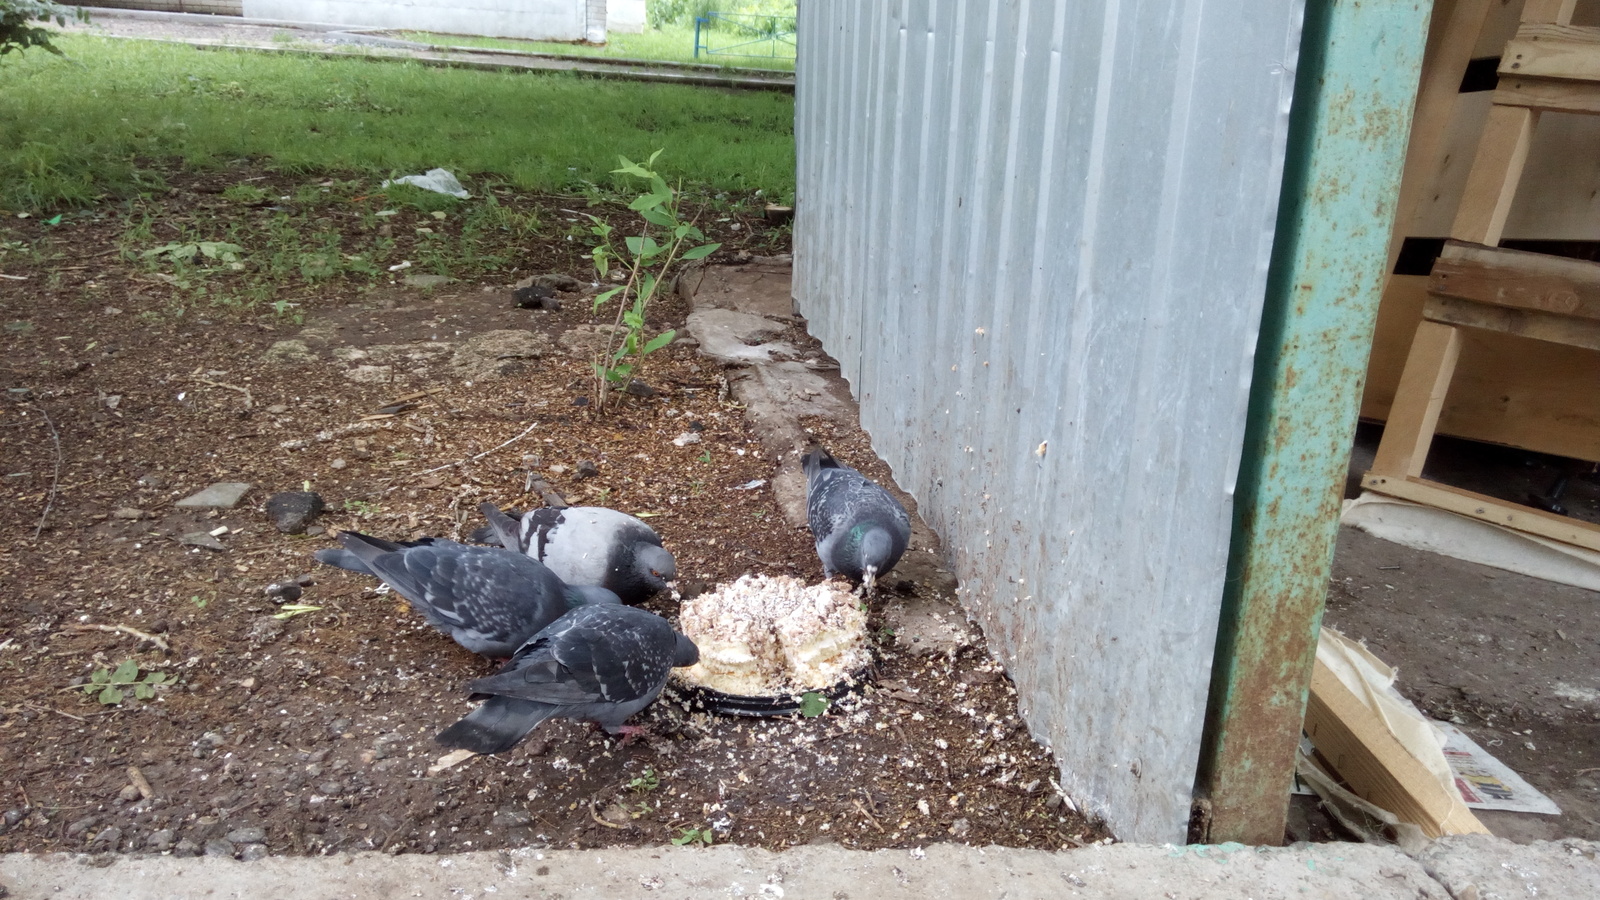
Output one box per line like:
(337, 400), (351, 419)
(0, 166), (1104, 858)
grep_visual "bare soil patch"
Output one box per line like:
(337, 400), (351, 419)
(0, 166), (1102, 857)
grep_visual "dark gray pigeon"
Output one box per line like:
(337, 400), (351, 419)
(803, 447), (912, 594)
(473, 503), (676, 604)
(435, 604), (699, 754)
(314, 532), (620, 658)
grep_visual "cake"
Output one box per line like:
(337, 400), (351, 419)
(673, 574), (869, 697)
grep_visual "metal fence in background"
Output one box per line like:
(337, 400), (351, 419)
(793, 0), (1304, 843)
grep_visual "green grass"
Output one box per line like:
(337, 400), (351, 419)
(398, 22), (795, 72)
(0, 35), (795, 211)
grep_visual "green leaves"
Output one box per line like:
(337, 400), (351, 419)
(799, 691), (829, 718)
(671, 826), (714, 846)
(588, 148), (720, 410)
(81, 660), (172, 705)
(142, 240), (244, 266)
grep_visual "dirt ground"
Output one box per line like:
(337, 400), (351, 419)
(1322, 424), (1600, 843)
(0, 165), (1104, 858)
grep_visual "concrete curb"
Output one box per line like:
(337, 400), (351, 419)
(5, 837), (1597, 899)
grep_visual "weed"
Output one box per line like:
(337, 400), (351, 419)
(221, 183), (270, 204)
(343, 499), (379, 517)
(79, 660), (172, 705)
(799, 691), (829, 718)
(671, 826), (714, 846)
(587, 151), (719, 408)
(626, 768), (660, 793)
(190, 594), (208, 609)
(688, 479), (705, 496)
(142, 240), (244, 268)
(697, 449), (712, 464)
(273, 603), (322, 620)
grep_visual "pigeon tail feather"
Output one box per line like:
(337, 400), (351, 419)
(435, 697), (556, 755)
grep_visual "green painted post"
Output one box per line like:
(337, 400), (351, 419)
(1194, 0), (1433, 845)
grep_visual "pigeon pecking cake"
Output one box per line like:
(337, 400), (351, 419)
(673, 574), (870, 699)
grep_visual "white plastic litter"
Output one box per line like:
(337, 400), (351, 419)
(381, 168), (470, 199)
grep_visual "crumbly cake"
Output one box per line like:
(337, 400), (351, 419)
(674, 574), (868, 696)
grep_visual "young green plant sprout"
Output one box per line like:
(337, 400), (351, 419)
(587, 151), (720, 410)
(80, 660), (172, 705)
(671, 826), (714, 846)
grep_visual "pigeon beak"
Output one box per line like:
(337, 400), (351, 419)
(862, 567), (878, 599)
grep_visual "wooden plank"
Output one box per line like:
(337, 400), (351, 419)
(1520, 0), (1580, 27)
(1370, 321), (1463, 479)
(1304, 658), (1489, 839)
(1429, 245), (1600, 318)
(1423, 295), (1600, 350)
(1494, 75), (1600, 113)
(1385, 0), (1500, 272)
(1361, 473), (1600, 551)
(1500, 23), (1600, 81)
(1449, 104), (1539, 245)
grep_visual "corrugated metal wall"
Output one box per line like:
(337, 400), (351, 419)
(793, 0), (1304, 842)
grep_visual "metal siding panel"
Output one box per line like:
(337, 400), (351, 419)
(796, 0), (1299, 843)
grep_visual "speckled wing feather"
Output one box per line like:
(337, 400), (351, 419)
(803, 448), (913, 582)
(315, 532), (617, 658)
(435, 605), (699, 754)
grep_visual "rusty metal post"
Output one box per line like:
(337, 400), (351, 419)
(1193, 0), (1432, 845)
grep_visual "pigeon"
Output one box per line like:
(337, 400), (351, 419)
(803, 447), (912, 594)
(435, 604), (699, 754)
(474, 503), (676, 604)
(314, 532), (620, 658)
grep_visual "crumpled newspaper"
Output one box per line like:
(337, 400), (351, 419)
(381, 168), (470, 198)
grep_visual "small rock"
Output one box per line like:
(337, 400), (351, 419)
(558, 324), (628, 359)
(265, 491), (324, 534)
(548, 464), (569, 475)
(118, 784), (141, 802)
(264, 582), (303, 603)
(329, 458), (348, 470)
(193, 732), (225, 759)
(265, 404), (289, 415)
(226, 826), (266, 844)
(672, 432), (703, 447)
(262, 340), (316, 364)
(491, 808), (533, 828)
(144, 829), (175, 852)
(403, 273), (453, 289)
(66, 816), (98, 838)
(175, 482), (252, 509)
(518, 272), (583, 293)
(178, 531), (226, 552)
(172, 839), (201, 857)
(574, 459), (600, 480)
(2, 809), (24, 829)
(246, 616), (285, 648)
(949, 818), (970, 838)
(512, 283), (557, 310)
(239, 843), (269, 862)
(293, 573), (316, 586)
(91, 826), (123, 848)
(572, 396), (589, 407)
(319, 781), (342, 796)
(111, 507), (147, 520)
(203, 838), (236, 858)
(136, 474), (166, 490)
(624, 379), (657, 398)
(305, 525), (326, 537)
(344, 365), (395, 384)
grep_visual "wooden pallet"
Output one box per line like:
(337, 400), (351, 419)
(1365, 1), (1600, 549)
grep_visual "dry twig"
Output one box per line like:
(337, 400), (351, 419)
(420, 421), (541, 475)
(588, 800), (626, 830)
(32, 402), (62, 539)
(190, 375), (253, 409)
(64, 623), (171, 653)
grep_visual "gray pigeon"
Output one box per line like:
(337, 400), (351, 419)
(435, 604), (699, 754)
(803, 447), (912, 594)
(314, 532), (620, 658)
(474, 503), (676, 604)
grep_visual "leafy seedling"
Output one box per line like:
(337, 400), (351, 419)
(142, 241), (245, 267)
(80, 660), (172, 705)
(671, 826), (714, 846)
(626, 768), (660, 794)
(799, 691), (829, 718)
